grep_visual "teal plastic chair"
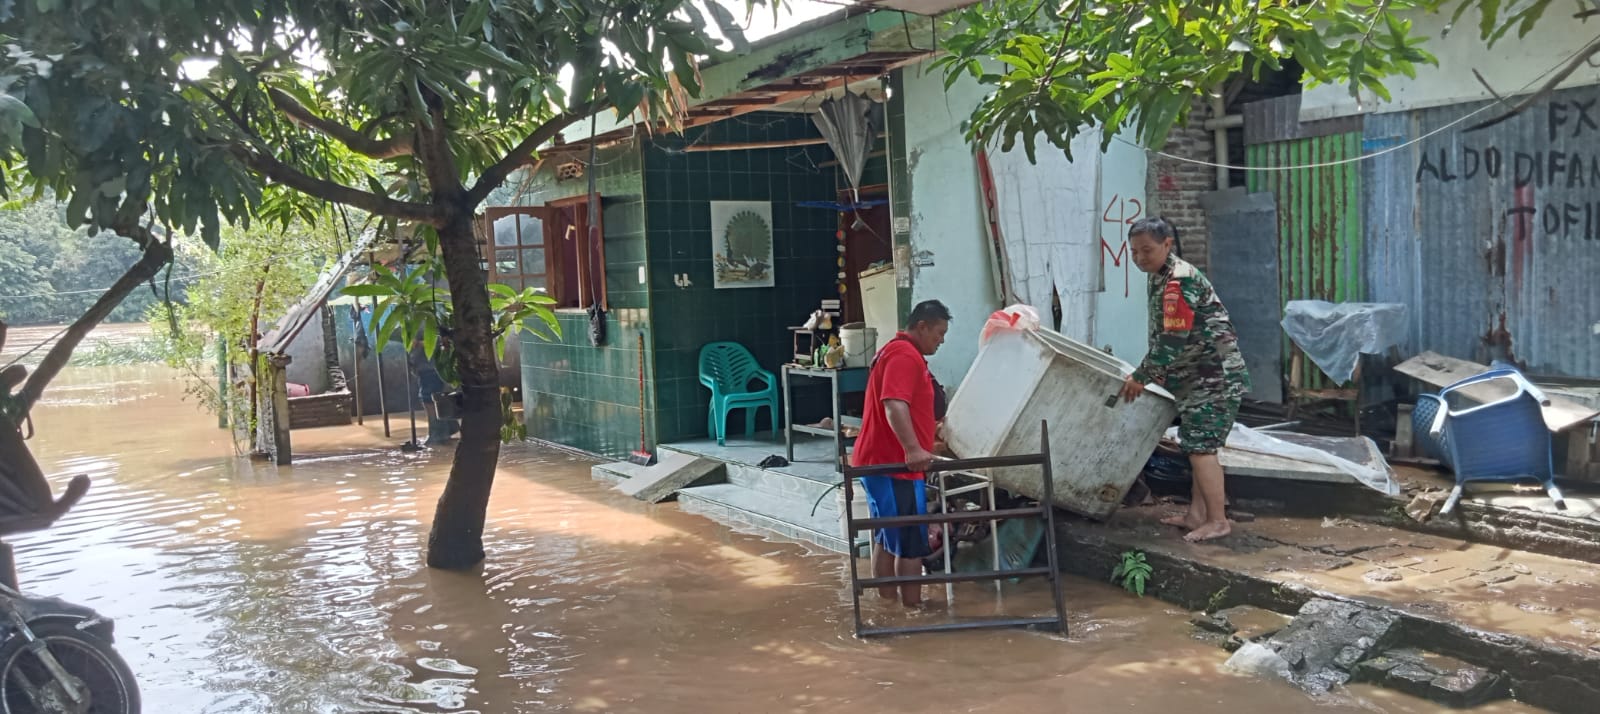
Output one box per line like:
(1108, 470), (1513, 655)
(698, 342), (778, 445)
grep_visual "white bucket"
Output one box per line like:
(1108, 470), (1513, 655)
(839, 323), (877, 368)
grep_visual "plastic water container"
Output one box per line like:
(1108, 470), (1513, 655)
(943, 328), (1178, 520)
(839, 323), (877, 369)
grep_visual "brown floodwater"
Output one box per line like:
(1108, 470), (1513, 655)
(12, 365), (1537, 713)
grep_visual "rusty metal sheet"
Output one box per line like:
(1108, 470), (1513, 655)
(1361, 113), (1424, 355)
(1368, 84), (1600, 379)
(1246, 132), (1365, 391)
(1243, 95), (1365, 146)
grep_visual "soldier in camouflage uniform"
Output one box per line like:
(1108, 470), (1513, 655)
(1118, 217), (1250, 542)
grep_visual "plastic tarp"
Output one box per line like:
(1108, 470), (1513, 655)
(1280, 300), (1408, 385)
(811, 91), (882, 194)
(1166, 423), (1400, 496)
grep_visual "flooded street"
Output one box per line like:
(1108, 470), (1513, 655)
(13, 365), (1535, 712)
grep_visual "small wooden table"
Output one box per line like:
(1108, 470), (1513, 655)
(782, 365), (869, 466)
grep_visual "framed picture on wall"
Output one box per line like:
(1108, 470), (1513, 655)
(709, 200), (775, 289)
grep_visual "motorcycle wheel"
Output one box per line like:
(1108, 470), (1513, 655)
(0, 621), (139, 714)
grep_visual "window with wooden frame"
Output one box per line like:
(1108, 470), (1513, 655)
(483, 200), (606, 310)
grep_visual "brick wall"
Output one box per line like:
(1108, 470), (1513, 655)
(1146, 97), (1217, 271)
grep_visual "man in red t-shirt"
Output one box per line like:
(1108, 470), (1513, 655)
(850, 300), (950, 607)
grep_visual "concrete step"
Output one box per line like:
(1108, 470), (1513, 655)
(676, 482), (849, 553)
(657, 444), (839, 506)
(614, 452), (726, 503)
(592, 461), (649, 486)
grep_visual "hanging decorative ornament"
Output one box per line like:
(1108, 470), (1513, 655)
(833, 217), (850, 299)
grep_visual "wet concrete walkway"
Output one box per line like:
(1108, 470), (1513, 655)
(1065, 503), (1600, 709)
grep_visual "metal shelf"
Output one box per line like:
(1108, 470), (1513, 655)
(841, 420), (1068, 638)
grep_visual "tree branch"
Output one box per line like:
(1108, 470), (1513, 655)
(269, 88), (414, 159)
(1467, 35), (1600, 132)
(14, 225), (174, 414)
(465, 103), (599, 207)
(1032, 3), (1087, 105)
(1471, 68), (1511, 107)
(227, 144), (445, 224)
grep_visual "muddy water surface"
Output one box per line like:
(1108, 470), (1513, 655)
(13, 366), (1536, 713)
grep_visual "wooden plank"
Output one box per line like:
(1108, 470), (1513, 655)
(1395, 351), (1599, 432)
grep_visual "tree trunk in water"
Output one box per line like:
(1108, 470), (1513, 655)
(426, 211), (501, 570)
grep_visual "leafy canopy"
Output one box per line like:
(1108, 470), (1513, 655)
(937, 0), (1588, 161)
(0, 0), (781, 242)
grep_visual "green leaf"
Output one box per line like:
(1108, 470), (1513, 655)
(422, 317), (439, 358)
(1104, 53), (1136, 74)
(1082, 81), (1119, 110)
(64, 187), (89, 227)
(463, 0), (492, 39)
(1478, 0), (1501, 40)
(0, 94), (40, 129)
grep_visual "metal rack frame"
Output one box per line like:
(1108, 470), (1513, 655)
(841, 420), (1067, 638)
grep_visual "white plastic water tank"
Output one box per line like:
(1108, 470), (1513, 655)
(943, 328), (1178, 519)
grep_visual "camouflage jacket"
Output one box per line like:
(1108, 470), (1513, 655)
(1132, 254), (1249, 391)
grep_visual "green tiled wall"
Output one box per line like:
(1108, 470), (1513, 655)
(519, 308), (654, 458)
(644, 112), (842, 443)
(501, 143), (657, 457)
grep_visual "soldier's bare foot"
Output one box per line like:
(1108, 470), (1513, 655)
(1161, 513), (1204, 529)
(1183, 520), (1232, 542)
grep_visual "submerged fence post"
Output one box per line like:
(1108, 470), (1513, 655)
(267, 353), (293, 466)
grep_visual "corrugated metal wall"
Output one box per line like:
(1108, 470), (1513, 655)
(1246, 132), (1366, 389)
(1362, 84), (1600, 378)
(1361, 113), (1423, 354)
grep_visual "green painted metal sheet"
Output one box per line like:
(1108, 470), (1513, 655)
(1246, 132), (1365, 390)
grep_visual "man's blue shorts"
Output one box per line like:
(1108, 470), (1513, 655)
(860, 475), (930, 559)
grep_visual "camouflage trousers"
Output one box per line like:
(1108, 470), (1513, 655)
(1168, 366), (1248, 455)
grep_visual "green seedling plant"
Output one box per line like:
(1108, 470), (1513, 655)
(1112, 549), (1153, 597)
(1207, 585), (1231, 613)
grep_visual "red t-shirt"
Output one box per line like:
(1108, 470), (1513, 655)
(850, 333), (936, 480)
